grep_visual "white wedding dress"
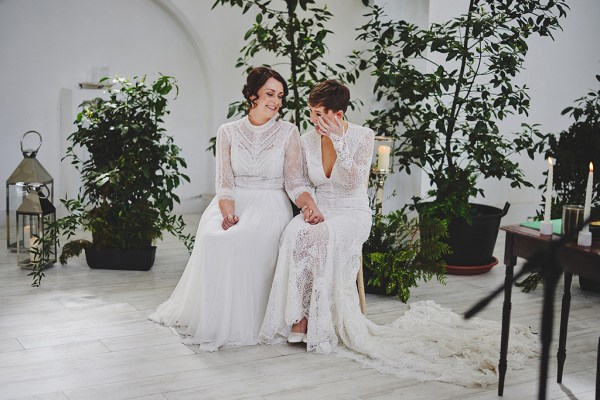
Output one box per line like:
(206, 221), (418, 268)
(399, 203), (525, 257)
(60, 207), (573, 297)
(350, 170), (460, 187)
(259, 124), (538, 386)
(149, 116), (306, 351)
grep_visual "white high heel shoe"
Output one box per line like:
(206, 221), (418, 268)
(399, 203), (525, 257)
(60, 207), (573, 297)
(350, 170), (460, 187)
(287, 332), (306, 344)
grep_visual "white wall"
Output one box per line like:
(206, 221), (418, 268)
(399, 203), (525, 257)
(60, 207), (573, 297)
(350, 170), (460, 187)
(0, 0), (215, 224)
(1, 0), (598, 227)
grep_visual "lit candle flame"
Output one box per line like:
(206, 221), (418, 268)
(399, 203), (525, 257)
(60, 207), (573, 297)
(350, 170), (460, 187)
(548, 157), (554, 166)
(590, 162), (594, 172)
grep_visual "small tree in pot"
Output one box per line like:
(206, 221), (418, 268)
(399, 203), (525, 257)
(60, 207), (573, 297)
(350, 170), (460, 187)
(31, 75), (193, 286)
(346, 0), (568, 270)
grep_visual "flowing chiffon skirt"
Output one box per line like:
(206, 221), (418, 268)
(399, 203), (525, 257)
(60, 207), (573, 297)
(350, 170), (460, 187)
(149, 187), (292, 351)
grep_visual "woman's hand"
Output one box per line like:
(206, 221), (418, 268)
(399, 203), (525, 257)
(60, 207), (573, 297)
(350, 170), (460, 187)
(295, 192), (323, 225)
(218, 199), (238, 230)
(302, 205), (325, 225)
(316, 114), (345, 138)
(221, 213), (239, 230)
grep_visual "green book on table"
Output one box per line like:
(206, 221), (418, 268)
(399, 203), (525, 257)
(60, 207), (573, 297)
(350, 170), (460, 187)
(519, 219), (562, 235)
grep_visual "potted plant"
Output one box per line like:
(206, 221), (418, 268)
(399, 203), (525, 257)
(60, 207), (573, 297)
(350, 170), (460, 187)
(31, 75), (193, 286)
(362, 208), (449, 302)
(345, 0), (568, 272)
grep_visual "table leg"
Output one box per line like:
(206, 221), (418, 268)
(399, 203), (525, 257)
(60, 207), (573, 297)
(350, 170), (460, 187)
(499, 262), (515, 397)
(557, 272), (573, 383)
(596, 338), (600, 400)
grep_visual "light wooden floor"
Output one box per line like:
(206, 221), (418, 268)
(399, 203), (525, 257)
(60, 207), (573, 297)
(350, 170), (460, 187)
(0, 214), (598, 400)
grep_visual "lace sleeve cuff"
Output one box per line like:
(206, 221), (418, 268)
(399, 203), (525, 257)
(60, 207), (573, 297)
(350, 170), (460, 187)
(329, 133), (352, 168)
(215, 189), (235, 201)
(288, 186), (311, 203)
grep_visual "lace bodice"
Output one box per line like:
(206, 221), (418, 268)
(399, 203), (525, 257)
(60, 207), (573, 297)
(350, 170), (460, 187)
(215, 116), (306, 202)
(301, 124), (374, 210)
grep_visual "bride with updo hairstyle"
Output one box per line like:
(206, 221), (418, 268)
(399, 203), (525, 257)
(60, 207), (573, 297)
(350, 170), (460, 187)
(149, 66), (323, 351)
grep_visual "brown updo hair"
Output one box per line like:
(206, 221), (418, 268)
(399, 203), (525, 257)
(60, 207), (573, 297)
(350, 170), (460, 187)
(242, 66), (288, 117)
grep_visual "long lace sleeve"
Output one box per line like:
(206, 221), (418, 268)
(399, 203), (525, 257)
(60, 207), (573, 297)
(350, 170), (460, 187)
(284, 127), (310, 201)
(330, 128), (374, 190)
(215, 125), (235, 201)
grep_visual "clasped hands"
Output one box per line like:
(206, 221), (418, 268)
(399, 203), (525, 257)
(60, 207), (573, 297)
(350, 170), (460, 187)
(302, 204), (324, 225)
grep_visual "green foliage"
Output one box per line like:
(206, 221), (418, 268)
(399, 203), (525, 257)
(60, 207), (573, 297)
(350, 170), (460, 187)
(30, 75), (194, 287)
(345, 0), (568, 220)
(517, 75), (600, 292)
(59, 239), (92, 265)
(208, 0), (351, 153)
(362, 209), (449, 302)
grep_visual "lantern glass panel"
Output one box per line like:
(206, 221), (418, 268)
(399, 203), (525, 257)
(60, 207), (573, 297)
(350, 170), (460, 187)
(17, 213), (41, 268)
(15, 186), (57, 269)
(6, 182), (28, 250)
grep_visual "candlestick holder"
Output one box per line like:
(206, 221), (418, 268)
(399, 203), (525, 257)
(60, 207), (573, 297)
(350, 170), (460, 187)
(577, 230), (592, 247)
(372, 136), (395, 219)
(539, 220), (553, 236)
(373, 170), (388, 218)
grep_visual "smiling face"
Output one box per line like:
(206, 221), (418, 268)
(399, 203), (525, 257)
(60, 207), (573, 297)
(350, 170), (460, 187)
(308, 104), (344, 135)
(248, 77), (285, 125)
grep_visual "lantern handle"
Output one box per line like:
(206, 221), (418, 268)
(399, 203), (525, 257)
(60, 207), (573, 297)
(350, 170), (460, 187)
(20, 130), (42, 158)
(27, 183), (50, 199)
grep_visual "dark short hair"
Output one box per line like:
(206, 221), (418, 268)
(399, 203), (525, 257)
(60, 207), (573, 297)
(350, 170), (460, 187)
(308, 79), (350, 113)
(242, 66), (288, 116)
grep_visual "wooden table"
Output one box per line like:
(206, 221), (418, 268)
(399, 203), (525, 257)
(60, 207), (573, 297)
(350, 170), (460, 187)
(499, 225), (600, 397)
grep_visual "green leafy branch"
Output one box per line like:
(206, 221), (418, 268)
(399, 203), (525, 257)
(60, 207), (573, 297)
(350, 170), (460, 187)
(362, 209), (449, 302)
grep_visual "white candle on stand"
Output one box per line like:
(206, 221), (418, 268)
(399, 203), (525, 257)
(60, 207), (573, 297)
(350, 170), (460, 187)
(582, 162), (594, 233)
(543, 157), (554, 222)
(377, 145), (391, 171)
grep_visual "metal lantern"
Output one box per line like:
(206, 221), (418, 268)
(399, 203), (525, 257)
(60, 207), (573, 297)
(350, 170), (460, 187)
(372, 135), (396, 174)
(16, 184), (57, 269)
(6, 131), (54, 251)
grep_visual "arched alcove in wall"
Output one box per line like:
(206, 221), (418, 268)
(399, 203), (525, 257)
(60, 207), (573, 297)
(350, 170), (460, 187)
(0, 0), (215, 223)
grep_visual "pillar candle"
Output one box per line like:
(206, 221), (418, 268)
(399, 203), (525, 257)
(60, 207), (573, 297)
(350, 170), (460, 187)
(582, 162), (594, 233)
(377, 145), (391, 171)
(23, 225), (31, 249)
(543, 157), (554, 222)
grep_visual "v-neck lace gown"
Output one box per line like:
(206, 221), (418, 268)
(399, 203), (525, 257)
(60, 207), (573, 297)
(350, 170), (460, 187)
(259, 124), (538, 387)
(259, 123), (375, 351)
(149, 116), (306, 351)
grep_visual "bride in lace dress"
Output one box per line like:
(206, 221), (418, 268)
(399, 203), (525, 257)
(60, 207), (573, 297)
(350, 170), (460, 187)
(149, 67), (323, 351)
(259, 80), (537, 386)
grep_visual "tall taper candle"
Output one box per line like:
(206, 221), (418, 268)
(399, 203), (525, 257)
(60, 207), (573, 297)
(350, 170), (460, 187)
(544, 157), (554, 222)
(582, 162), (594, 233)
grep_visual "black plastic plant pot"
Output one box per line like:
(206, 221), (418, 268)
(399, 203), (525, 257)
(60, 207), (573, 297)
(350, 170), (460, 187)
(444, 202), (510, 272)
